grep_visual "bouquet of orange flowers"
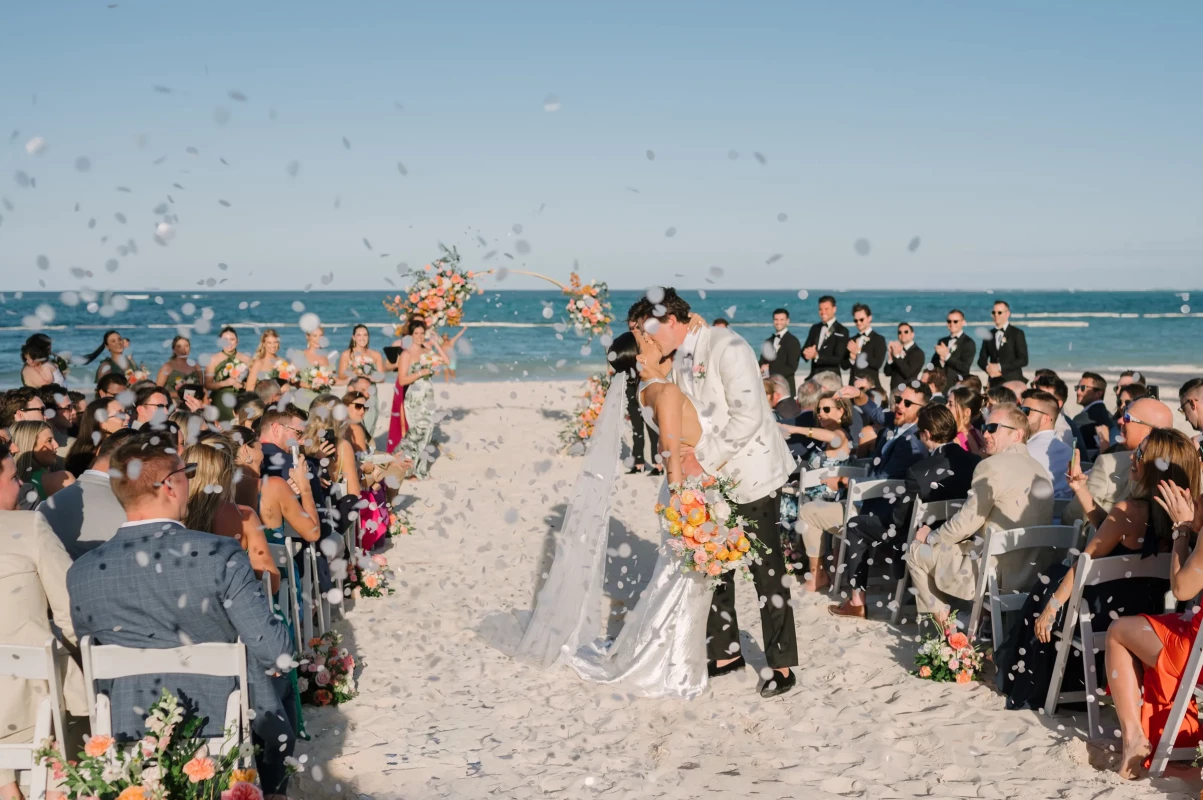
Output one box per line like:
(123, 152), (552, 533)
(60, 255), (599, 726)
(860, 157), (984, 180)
(384, 244), (481, 329)
(559, 372), (611, 454)
(655, 476), (764, 585)
(914, 612), (986, 683)
(563, 272), (612, 338)
(270, 359), (299, 385)
(345, 553), (395, 599)
(125, 362), (152, 383)
(299, 364), (334, 391)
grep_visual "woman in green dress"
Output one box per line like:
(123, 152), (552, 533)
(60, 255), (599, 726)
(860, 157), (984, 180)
(205, 326), (250, 422)
(397, 319), (452, 479)
(83, 329), (129, 384)
(155, 335), (204, 396)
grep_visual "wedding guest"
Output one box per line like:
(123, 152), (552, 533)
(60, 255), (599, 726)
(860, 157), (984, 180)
(995, 427), (1194, 714)
(95, 372), (128, 399)
(830, 404), (979, 618)
(978, 300), (1028, 387)
(884, 322), (925, 392)
(246, 328), (284, 390)
(1115, 369), (1146, 399)
(67, 391), (86, 436)
(1022, 390), (1073, 499)
(257, 407), (306, 478)
(175, 382), (206, 414)
(767, 375), (801, 423)
(11, 421), (74, 507)
(67, 434), (297, 798)
(0, 447), (87, 800)
(906, 404), (1054, 626)
(255, 378), (283, 406)
(932, 309), (976, 385)
(205, 326), (250, 422)
(232, 424), (321, 548)
(711, 318), (729, 328)
(37, 429), (134, 559)
(985, 384), (1018, 415)
(801, 295), (848, 380)
(40, 384), (75, 450)
(1109, 383), (1151, 452)
(83, 329), (128, 382)
(64, 396), (128, 476)
(759, 308), (802, 397)
(338, 323), (385, 383)
(1003, 379), (1029, 402)
(947, 386), (986, 455)
(348, 375), (381, 443)
(169, 410), (206, 451)
(397, 319), (449, 479)
(298, 325), (331, 367)
(438, 325), (468, 382)
(922, 368), (948, 404)
(1072, 371), (1113, 451)
(957, 373), (984, 395)
(154, 335), (202, 396)
(843, 303), (887, 388)
(132, 385), (172, 430)
(1063, 397), (1173, 526)
(1178, 378), (1203, 458)
(19, 333), (66, 389)
(0, 387), (46, 429)
(236, 395), (267, 428)
(1034, 374), (1083, 454)
(779, 390), (854, 499)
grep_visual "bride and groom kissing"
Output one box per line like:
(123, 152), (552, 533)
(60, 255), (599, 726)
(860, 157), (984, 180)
(484, 288), (799, 699)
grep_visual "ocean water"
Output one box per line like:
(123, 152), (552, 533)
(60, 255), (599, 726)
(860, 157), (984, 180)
(1, 289), (1201, 389)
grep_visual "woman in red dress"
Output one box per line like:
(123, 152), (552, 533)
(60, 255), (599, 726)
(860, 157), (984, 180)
(1102, 427), (1203, 779)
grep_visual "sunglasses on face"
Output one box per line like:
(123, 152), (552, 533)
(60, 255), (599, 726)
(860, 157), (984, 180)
(853, 317), (867, 323)
(141, 402), (171, 410)
(984, 422), (1019, 434)
(350, 403), (367, 411)
(895, 398), (925, 409)
(155, 462), (197, 487)
(21, 406), (45, 414)
(817, 405), (837, 414)
(992, 310), (1006, 316)
(946, 319), (961, 325)
(1121, 411), (1150, 426)
(1074, 384), (1099, 392)
(1019, 405), (1048, 417)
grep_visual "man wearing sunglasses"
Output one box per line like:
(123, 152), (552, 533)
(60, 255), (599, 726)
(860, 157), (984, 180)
(907, 404), (1054, 627)
(977, 300), (1028, 387)
(883, 323), (925, 393)
(1179, 378), (1203, 459)
(842, 303), (886, 387)
(932, 309), (976, 385)
(132, 385), (173, 430)
(1071, 372), (1112, 452)
(1022, 392), (1073, 499)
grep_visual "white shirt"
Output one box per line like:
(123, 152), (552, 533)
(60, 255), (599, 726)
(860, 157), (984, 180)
(1027, 429), (1072, 499)
(816, 320), (835, 350)
(1054, 413), (1076, 452)
(855, 327), (873, 346)
(946, 333), (962, 352)
(994, 323), (1009, 351)
(118, 518), (184, 530)
(770, 327), (789, 355)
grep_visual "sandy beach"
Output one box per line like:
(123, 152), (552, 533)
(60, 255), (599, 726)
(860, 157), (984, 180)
(290, 378), (1202, 800)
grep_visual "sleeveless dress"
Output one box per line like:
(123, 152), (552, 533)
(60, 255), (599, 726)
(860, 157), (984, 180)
(566, 378), (711, 699)
(399, 358), (436, 479)
(163, 365), (199, 395)
(95, 355), (126, 382)
(211, 354), (243, 421)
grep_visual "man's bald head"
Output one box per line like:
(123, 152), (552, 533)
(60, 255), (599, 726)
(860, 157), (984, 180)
(1123, 397), (1173, 451)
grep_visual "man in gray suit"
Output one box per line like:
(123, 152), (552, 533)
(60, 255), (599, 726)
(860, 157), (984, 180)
(37, 428), (134, 559)
(67, 433), (296, 798)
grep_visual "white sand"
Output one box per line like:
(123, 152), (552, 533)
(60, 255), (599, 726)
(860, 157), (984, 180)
(291, 379), (1202, 799)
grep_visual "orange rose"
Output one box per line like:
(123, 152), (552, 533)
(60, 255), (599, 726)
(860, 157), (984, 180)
(117, 788), (147, 800)
(183, 756), (217, 783)
(84, 734), (115, 757)
(229, 768), (258, 786)
(956, 670), (973, 684)
(947, 632), (969, 651)
(918, 665), (932, 678)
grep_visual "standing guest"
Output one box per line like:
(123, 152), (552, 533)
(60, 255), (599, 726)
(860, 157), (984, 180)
(11, 421), (74, 507)
(625, 321), (662, 474)
(947, 386), (987, 455)
(438, 325), (469, 382)
(83, 329), (129, 382)
(0, 387), (46, 429)
(40, 384), (76, 451)
(830, 404), (980, 618)
(95, 372), (129, 399)
(906, 404), (1054, 627)
(1022, 391), (1073, 499)
(245, 328), (285, 390)
(67, 435), (297, 799)
(19, 333), (66, 388)
(1179, 378), (1203, 458)
(800, 295), (848, 380)
(1073, 371), (1113, 451)
(397, 319), (449, 479)
(978, 300), (1029, 386)
(0, 447), (87, 800)
(711, 318), (730, 328)
(348, 375), (381, 442)
(759, 308), (802, 397)
(843, 303), (887, 388)
(132, 385), (172, 430)
(922, 368), (948, 404)
(932, 309), (977, 385)
(298, 325), (331, 367)
(205, 326), (250, 422)
(64, 396), (128, 476)
(884, 322), (925, 392)
(37, 429), (134, 559)
(155, 335), (203, 395)
(338, 323), (385, 383)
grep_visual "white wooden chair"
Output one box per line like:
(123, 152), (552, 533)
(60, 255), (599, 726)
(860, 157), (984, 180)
(268, 540), (302, 649)
(831, 477), (908, 596)
(80, 636), (252, 763)
(889, 498), (965, 624)
(968, 522), (1084, 643)
(0, 639), (68, 800)
(1044, 551), (1175, 732)
(799, 465), (867, 493)
(1150, 615), (1203, 775)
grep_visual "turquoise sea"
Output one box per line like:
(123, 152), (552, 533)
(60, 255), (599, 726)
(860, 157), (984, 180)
(1, 289), (1201, 389)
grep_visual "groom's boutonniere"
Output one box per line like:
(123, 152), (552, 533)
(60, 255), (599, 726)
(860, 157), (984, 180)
(692, 362), (707, 381)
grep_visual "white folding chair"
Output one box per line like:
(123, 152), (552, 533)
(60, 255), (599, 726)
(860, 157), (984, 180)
(0, 638), (68, 800)
(889, 498), (965, 624)
(80, 636), (252, 763)
(1151, 617), (1203, 775)
(268, 540), (302, 650)
(831, 477), (908, 596)
(1044, 551), (1175, 732)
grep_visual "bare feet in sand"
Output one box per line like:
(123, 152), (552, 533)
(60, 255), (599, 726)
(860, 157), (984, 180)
(802, 570), (829, 593)
(1118, 735), (1151, 780)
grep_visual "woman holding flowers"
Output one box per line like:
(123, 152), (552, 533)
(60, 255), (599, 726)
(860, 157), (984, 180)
(205, 327), (250, 422)
(245, 328), (285, 390)
(337, 324), (385, 384)
(299, 324), (331, 368)
(396, 319), (451, 479)
(155, 335), (203, 395)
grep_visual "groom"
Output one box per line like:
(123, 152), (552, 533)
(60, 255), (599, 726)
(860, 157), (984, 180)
(629, 289), (799, 697)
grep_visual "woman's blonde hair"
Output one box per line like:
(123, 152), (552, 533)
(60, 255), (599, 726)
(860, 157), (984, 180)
(1129, 427), (1202, 543)
(253, 328), (281, 361)
(182, 432), (236, 534)
(817, 390), (853, 429)
(301, 394), (349, 477)
(11, 420), (55, 480)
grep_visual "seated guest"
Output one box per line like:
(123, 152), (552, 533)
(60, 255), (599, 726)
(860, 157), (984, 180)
(0, 448), (87, 799)
(132, 384), (172, 430)
(1022, 390), (1073, 499)
(1063, 397), (1173, 526)
(932, 309), (976, 385)
(95, 371), (129, 399)
(842, 303), (887, 388)
(767, 375), (801, 423)
(67, 434), (296, 798)
(1179, 377), (1203, 458)
(1002, 380), (1029, 401)
(168, 410), (206, 451)
(1106, 382), (1150, 452)
(1114, 369), (1146, 400)
(38, 429), (134, 559)
(883, 322), (925, 392)
(947, 386), (986, 455)
(11, 420), (75, 507)
(711, 318), (729, 328)
(40, 383), (76, 451)
(957, 373), (984, 395)
(829, 404), (979, 618)
(1034, 374), (1083, 454)
(66, 391), (86, 438)
(795, 384), (929, 592)
(995, 429), (1195, 711)
(906, 404), (1054, 627)
(175, 382), (207, 413)
(779, 390), (854, 500)
(348, 374), (381, 443)
(235, 393), (266, 427)
(64, 396), (129, 477)
(255, 378), (284, 407)
(1073, 371), (1113, 451)
(0, 387), (46, 429)
(921, 368), (948, 404)
(984, 384), (1018, 416)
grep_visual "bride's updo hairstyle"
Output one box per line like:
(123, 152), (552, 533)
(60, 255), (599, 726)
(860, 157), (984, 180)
(607, 331), (639, 378)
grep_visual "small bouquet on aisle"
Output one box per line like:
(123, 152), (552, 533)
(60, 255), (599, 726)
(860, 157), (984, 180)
(384, 244), (482, 329)
(913, 612), (986, 684)
(298, 630), (358, 707)
(216, 359), (249, 386)
(654, 475), (764, 585)
(35, 687), (263, 799)
(563, 272), (612, 338)
(387, 507), (415, 537)
(346, 552), (395, 599)
(559, 372), (611, 454)
(299, 364), (335, 391)
(270, 358), (299, 385)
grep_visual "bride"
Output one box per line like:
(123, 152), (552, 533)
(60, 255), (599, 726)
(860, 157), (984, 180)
(481, 327), (714, 699)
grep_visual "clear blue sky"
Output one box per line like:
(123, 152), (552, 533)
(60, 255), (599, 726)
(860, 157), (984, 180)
(1, 1), (1201, 291)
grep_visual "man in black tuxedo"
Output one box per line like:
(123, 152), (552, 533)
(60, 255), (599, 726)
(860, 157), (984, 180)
(842, 302), (887, 388)
(759, 308), (802, 397)
(883, 322), (925, 392)
(801, 295), (849, 380)
(1072, 371), (1113, 452)
(932, 309), (976, 385)
(978, 299), (1028, 387)
(829, 403), (979, 618)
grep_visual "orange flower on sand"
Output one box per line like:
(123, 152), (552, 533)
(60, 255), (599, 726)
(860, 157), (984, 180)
(919, 665), (932, 678)
(363, 573), (380, 590)
(947, 631), (970, 651)
(956, 670), (973, 684)
(117, 788), (147, 800)
(183, 755), (217, 783)
(84, 735), (115, 757)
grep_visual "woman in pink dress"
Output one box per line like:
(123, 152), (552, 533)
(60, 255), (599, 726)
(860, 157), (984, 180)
(385, 324), (410, 453)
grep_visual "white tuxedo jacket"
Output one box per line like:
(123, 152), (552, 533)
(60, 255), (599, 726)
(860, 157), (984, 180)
(672, 326), (795, 503)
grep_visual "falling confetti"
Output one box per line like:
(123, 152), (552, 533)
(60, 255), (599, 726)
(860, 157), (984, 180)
(908, 236), (921, 252)
(854, 238), (871, 256)
(543, 94), (561, 112)
(24, 136), (46, 155)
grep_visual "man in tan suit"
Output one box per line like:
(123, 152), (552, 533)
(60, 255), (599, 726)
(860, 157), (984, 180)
(906, 404), (1055, 626)
(1061, 397), (1172, 526)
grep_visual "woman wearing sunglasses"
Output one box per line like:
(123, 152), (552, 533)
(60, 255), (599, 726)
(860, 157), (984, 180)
(64, 396), (129, 477)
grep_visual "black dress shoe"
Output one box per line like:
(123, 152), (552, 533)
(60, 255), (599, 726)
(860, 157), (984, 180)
(707, 655), (746, 678)
(759, 668), (796, 698)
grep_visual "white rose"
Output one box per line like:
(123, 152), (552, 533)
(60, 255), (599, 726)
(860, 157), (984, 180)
(713, 501), (731, 521)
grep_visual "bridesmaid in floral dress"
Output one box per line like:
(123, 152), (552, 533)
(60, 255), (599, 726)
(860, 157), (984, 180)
(397, 319), (451, 479)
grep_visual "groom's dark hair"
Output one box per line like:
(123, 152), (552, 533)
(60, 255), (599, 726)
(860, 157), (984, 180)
(627, 288), (691, 327)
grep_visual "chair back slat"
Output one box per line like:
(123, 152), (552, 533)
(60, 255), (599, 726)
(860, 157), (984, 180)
(86, 641), (247, 680)
(985, 525), (1083, 558)
(847, 478), (908, 504)
(800, 465), (867, 490)
(0, 642), (55, 680)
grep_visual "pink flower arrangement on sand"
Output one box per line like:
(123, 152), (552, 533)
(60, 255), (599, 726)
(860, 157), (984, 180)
(914, 611), (986, 683)
(298, 630), (358, 707)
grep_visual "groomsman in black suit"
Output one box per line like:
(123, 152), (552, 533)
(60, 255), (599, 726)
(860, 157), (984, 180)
(842, 302), (887, 388)
(759, 308), (802, 397)
(883, 322), (926, 391)
(801, 295), (849, 380)
(978, 299), (1029, 386)
(932, 309), (976, 385)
